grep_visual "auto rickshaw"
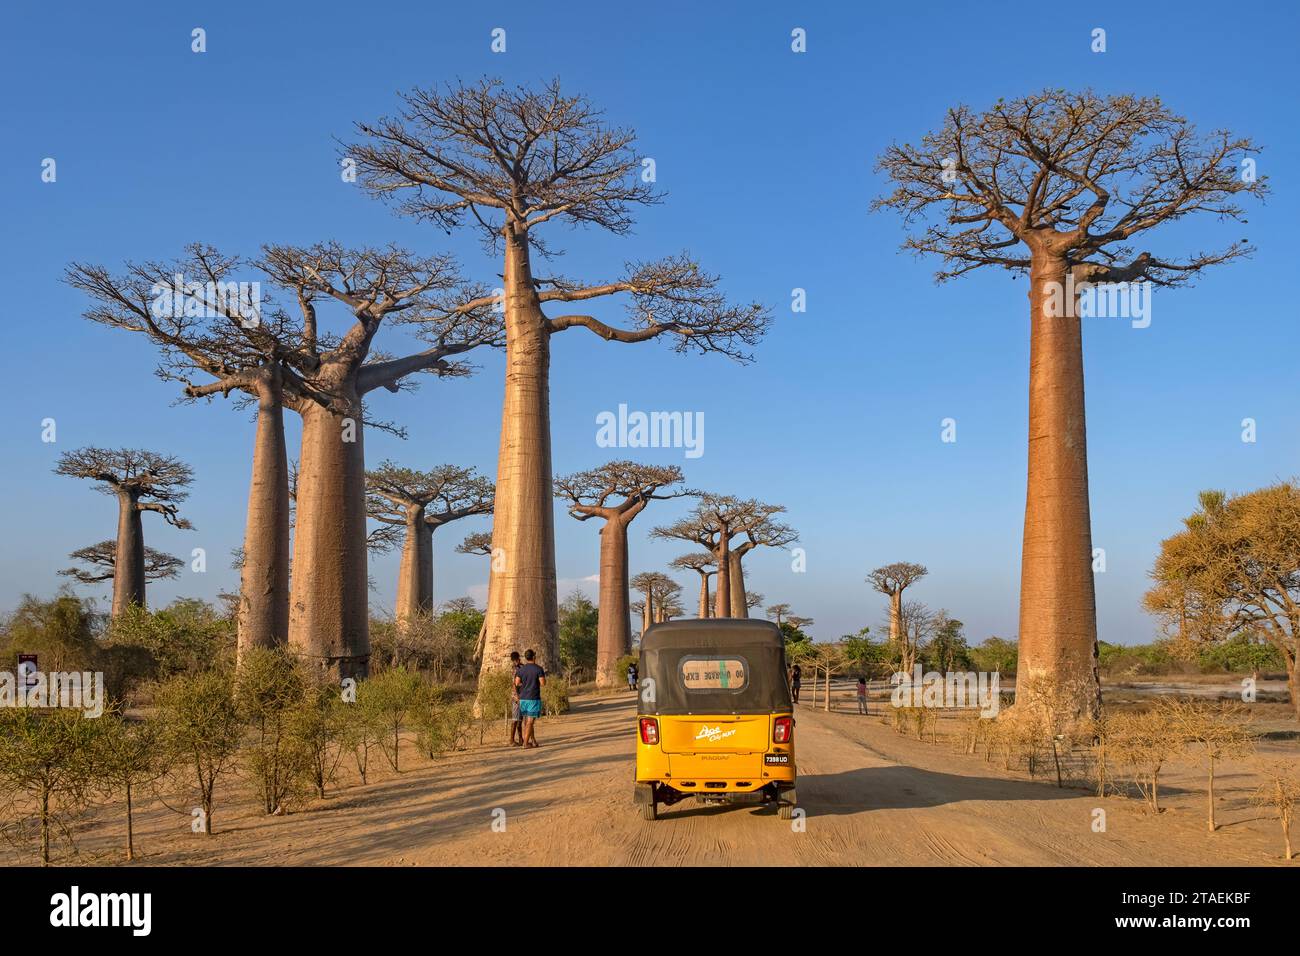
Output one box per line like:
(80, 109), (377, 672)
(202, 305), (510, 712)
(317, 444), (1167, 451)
(633, 619), (796, 820)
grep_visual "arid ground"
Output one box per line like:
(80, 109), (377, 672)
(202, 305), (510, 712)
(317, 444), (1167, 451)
(27, 685), (1296, 868)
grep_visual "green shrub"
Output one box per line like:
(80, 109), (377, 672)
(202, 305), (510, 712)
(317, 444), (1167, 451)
(413, 691), (475, 757)
(153, 667), (243, 835)
(358, 667), (428, 773)
(614, 654), (640, 686)
(542, 676), (570, 716)
(0, 707), (100, 864)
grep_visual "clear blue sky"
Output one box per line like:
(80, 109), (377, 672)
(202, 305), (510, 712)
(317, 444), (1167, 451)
(2, 1), (1296, 646)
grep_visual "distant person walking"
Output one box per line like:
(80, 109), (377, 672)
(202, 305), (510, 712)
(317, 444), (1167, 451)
(508, 651), (524, 746)
(514, 649), (546, 748)
(626, 661), (639, 692)
(856, 676), (868, 714)
(790, 664), (802, 705)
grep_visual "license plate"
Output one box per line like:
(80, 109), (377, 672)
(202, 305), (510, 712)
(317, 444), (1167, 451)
(764, 753), (790, 765)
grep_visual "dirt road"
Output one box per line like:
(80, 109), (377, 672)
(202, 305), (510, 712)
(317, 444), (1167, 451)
(62, 692), (1294, 866)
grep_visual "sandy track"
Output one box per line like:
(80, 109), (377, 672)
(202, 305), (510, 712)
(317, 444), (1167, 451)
(49, 692), (1295, 867)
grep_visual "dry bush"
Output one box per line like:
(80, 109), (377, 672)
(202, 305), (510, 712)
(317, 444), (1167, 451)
(1159, 697), (1255, 831)
(890, 705), (934, 740)
(1250, 759), (1300, 861)
(1109, 709), (1185, 813)
(1081, 711), (1118, 797)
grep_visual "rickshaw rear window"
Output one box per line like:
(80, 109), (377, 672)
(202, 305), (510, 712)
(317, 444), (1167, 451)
(678, 657), (748, 691)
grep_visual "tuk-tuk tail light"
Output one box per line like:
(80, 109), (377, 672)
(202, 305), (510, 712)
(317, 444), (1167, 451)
(639, 717), (660, 745)
(773, 716), (794, 744)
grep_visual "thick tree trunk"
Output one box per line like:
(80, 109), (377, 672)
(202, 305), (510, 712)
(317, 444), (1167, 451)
(888, 592), (902, 649)
(479, 228), (559, 680)
(237, 374), (290, 660)
(728, 551), (748, 618)
(714, 537), (732, 618)
(395, 510), (433, 627)
(641, 599), (652, 635)
(1016, 254), (1101, 719)
(596, 518), (631, 687)
(288, 397), (370, 680)
(111, 490), (145, 618)
(697, 574), (710, 618)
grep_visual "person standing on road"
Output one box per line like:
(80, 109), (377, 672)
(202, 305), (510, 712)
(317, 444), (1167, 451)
(790, 664), (802, 705)
(514, 649), (547, 748)
(508, 651), (524, 746)
(626, 661), (639, 692)
(856, 676), (868, 714)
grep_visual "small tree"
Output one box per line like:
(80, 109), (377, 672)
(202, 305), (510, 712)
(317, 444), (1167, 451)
(340, 698), (386, 786)
(360, 667), (427, 773)
(1161, 698), (1255, 831)
(1110, 708), (1185, 812)
(235, 647), (312, 814)
(0, 708), (99, 865)
(91, 711), (169, 861)
(1251, 760), (1300, 861)
(287, 682), (348, 799)
(154, 668), (243, 835)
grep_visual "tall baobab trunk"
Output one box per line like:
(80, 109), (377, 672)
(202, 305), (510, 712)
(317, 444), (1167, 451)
(237, 372), (290, 659)
(728, 551), (748, 618)
(395, 512), (434, 627)
(481, 228), (559, 675)
(697, 574), (711, 618)
(596, 518), (632, 686)
(111, 490), (145, 618)
(641, 599), (652, 635)
(288, 397), (370, 679)
(714, 536), (732, 618)
(1016, 253), (1100, 718)
(888, 592), (902, 649)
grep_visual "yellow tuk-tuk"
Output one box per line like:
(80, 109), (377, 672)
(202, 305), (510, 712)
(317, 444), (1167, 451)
(634, 619), (796, 820)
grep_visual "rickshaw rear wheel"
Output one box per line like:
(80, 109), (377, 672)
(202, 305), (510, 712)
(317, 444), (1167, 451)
(639, 801), (658, 821)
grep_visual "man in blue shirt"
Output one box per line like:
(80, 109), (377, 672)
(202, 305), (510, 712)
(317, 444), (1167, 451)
(513, 649), (547, 748)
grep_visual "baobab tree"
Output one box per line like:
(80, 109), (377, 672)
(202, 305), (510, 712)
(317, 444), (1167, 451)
(366, 462), (494, 630)
(868, 562), (928, 657)
(60, 541), (183, 590)
(727, 510), (798, 617)
(653, 495), (770, 618)
(766, 603), (791, 626)
(54, 448), (193, 618)
(787, 613), (814, 634)
(65, 248), (302, 657)
(347, 78), (771, 680)
(554, 462), (686, 686)
(258, 243), (501, 678)
(631, 572), (681, 631)
(876, 90), (1265, 717)
(745, 592), (765, 614)
(671, 553), (717, 618)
